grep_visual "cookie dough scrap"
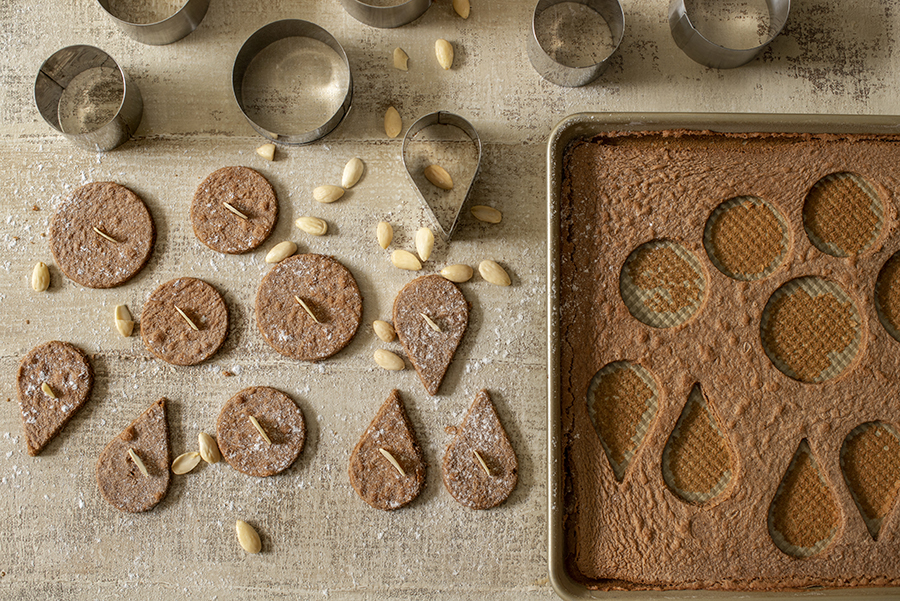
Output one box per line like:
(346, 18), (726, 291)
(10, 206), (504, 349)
(216, 386), (306, 477)
(17, 341), (93, 456)
(97, 398), (170, 513)
(256, 253), (362, 362)
(49, 181), (155, 289)
(140, 277), (229, 366)
(442, 390), (518, 510)
(191, 166), (278, 254)
(349, 390), (426, 511)
(393, 274), (469, 395)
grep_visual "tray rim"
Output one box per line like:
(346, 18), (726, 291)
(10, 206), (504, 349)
(546, 112), (900, 601)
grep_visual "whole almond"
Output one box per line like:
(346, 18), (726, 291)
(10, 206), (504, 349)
(313, 185), (345, 204)
(31, 261), (49, 292)
(424, 165), (453, 190)
(374, 349), (405, 371)
(342, 158), (364, 189)
(393, 47), (409, 71)
(295, 216), (328, 236)
(440, 264), (474, 283)
(385, 106), (402, 138)
(256, 143), (275, 161)
(199, 432), (221, 464)
(453, 0), (470, 18)
(114, 305), (134, 337)
(471, 205), (502, 224)
(236, 520), (262, 554)
(415, 227), (434, 261)
(392, 250), (422, 271)
(373, 320), (396, 342)
(479, 260), (511, 286)
(172, 451), (202, 475)
(377, 221), (393, 249)
(435, 39), (454, 70)
(265, 240), (298, 263)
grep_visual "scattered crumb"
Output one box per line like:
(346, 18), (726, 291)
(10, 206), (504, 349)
(222, 370), (235, 377)
(31, 205), (40, 211)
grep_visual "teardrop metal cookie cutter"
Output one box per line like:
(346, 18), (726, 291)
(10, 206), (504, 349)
(527, 0), (625, 87)
(232, 20), (353, 145)
(401, 112), (482, 240)
(339, 0), (432, 28)
(669, 0), (790, 68)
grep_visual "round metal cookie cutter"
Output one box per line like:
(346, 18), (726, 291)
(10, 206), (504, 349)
(402, 111), (482, 240)
(34, 45), (143, 152)
(527, 0), (625, 87)
(97, 0), (210, 45)
(339, 0), (432, 28)
(233, 20), (353, 145)
(669, 0), (791, 68)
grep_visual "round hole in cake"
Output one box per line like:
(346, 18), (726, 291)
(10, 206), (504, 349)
(619, 239), (707, 329)
(802, 172), (884, 258)
(586, 361), (659, 483)
(760, 276), (862, 383)
(875, 251), (900, 344)
(703, 196), (789, 281)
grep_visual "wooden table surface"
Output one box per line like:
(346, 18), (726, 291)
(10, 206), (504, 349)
(2, 1), (899, 599)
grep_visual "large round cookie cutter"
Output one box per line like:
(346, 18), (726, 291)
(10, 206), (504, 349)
(669, 0), (791, 68)
(233, 20), (353, 145)
(527, 0), (625, 87)
(34, 45), (143, 152)
(339, 0), (432, 28)
(402, 112), (482, 240)
(96, 0), (210, 45)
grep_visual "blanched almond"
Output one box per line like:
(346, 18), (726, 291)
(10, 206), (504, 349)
(172, 451), (201, 475)
(393, 47), (409, 71)
(236, 520), (262, 554)
(313, 185), (344, 204)
(114, 305), (134, 337)
(424, 165), (453, 190)
(435, 39), (454, 70)
(374, 349), (405, 371)
(391, 250), (422, 271)
(295, 216), (328, 236)
(265, 241), (298, 263)
(377, 221), (393, 249)
(416, 227), (434, 261)
(256, 143), (276, 161)
(199, 432), (221, 464)
(385, 106), (402, 138)
(479, 260), (511, 286)
(373, 320), (396, 342)
(471, 205), (502, 224)
(31, 261), (49, 292)
(440, 264), (474, 283)
(342, 158), (364, 189)
(453, 0), (470, 18)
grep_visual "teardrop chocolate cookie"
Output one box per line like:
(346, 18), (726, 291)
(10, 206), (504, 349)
(349, 390), (425, 510)
(96, 398), (171, 513)
(17, 341), (93, 456)
(393, 274), (469, 395)
(442, 390), (518, 510)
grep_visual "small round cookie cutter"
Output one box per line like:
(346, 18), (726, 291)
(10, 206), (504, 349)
(668, 0), (791, 68)
(339, 0), (432, 28)
(527, 0), (625, 87)
(401, 112), (482, 240)
(232, 20), (353, 145)
(34, 45), (143, 152)
(97, 0), (210, 45)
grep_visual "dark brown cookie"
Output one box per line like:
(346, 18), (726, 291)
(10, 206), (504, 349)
(191, 166), (278, 254)
(216, 386), (306, 477)
(17, 341), (93, 456)
(96, 398), (170, 513)
(140, 277), (229, 366)
(349, 390), (425, 511)
(442, 390), (518, 510)
(393, 274), (469, 395)
(255, 254), (362, 362)
(49, 181), (155, 288)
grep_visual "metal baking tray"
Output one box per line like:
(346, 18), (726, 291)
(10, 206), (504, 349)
(546, 112), (900, 600)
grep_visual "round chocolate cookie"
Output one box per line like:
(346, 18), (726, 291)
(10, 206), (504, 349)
(17, 340), (93, 456)
(50, 182), (155, 288)
(140, 277), (229, 366)
(216, 386), (306, 477)
(191, 166), (278, 254)
(255, 253), (362, 362)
